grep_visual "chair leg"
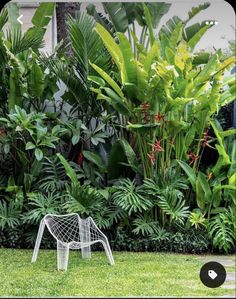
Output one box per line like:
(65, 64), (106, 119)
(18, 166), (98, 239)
(80, 220), (91, 259)
(32, 218), (46, 263)
(101, 238), (115, 266)
(57, 241), (69, 271)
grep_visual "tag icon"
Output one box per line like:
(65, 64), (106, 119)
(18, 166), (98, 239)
(200, 261), (226, 288)
(208, 270), (218, 280)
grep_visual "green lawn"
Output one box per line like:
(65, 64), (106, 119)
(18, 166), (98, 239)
(0, 249), (234, 297)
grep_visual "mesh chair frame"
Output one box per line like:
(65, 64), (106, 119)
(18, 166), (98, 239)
(32, 213), (115, 270)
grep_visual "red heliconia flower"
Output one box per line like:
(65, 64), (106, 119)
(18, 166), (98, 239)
(77, 152), (84, 166)
(140, 102), (151, 112)
(188, 152), (199, 165)
(153, 139), (164, 153)
(148, 152), (155, 165)
(154, 113), (165, 123)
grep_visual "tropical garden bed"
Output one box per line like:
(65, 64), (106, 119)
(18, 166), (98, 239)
(0, 2), (235, 295)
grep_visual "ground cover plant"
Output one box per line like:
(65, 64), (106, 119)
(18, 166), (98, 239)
(0, 1), (235, 256)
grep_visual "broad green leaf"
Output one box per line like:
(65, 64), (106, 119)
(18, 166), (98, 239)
(88, 76), (105, 87)
(116, 32), (137, 84)
(57, 153), (78, 186)
(95, 23), (124, 75)
(198, 171), (212, 201)
(177, 160), (196, 190)
(119, 139), (139, 171)
(212, 187), (222, 208)
(8, 68), (23, 110)
(127, 122), (159, 132)
(186, 3), (210, 22)
(146, 2), (171, 28)
(25, 142), (36, 150)
(103, 3), (128, 32)
(229, 173), (236, 186)
(188, 24), (210, 50)
(72, 135), (80, 146)
(195, 54), (218, 85)
(28, 62), (45, 97)
(89, 62), (124, 98)
(143, 4), (155, 46)
(169, 22), (183, 48)
(103, 87), (131, 115)
(108, 139), (140, 179)
(196, 176), (205, 211)
(219, 128), (236, 138)
(216, 56), (236, 73)
(82, 150), (105, 171)
(34, 148), (43, 161)
(32, 3), (55, 29)
(143, 41), (160, 72)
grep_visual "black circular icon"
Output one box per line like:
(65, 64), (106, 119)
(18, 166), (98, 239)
(200, 261), (226, 288)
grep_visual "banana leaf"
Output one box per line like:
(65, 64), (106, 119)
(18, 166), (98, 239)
(28, 60), (45, 98)
(116, 32), (137, 84)
(103, 3), (128, 33)
(188, 23), (211, 50)
(31, 3), (55, 28)
(143, 4), (155, 46)
(186, 3), (210, 22)
(194, 54), (218, 85)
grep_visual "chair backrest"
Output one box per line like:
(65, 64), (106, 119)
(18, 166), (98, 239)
(44, 213), (82, 243)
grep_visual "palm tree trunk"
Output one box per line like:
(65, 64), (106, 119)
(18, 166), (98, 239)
(56, 2), (81, 43)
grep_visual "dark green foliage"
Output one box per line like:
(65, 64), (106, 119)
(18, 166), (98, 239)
(111, 226), (211, 254)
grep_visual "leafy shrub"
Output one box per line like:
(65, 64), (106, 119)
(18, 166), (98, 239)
(111, 226), (211, 254)
(0, 227), (23, 248)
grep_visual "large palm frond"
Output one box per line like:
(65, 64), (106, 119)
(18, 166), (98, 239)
(67, 12), (111, 82)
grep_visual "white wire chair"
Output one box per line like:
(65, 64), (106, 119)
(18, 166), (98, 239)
(31, 213), (115, 270)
